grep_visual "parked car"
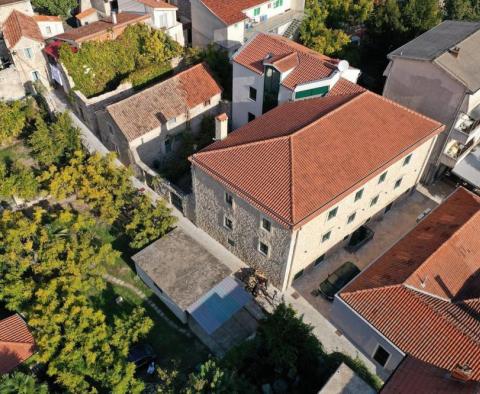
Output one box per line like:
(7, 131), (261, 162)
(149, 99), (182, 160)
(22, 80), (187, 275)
(318, 262), (360, 301)
(127, 343), (156, 368)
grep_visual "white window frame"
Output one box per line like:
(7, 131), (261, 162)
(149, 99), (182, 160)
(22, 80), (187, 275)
(223, 215), (233, 230)
(378, 171), (387, 184)
(258, 240), (270, 257)
(347, 212), (356, 224)
(24, 47), (33, 59)
(322, 230), (332, 243)
(225, 192), (233, 207)
(394, 177), (403, 189)
(31, 70), (40, 81)
(370, 194), (379, 207)
(403, 153), (412, 166)
(354, 188), (364, 202)
(327, 207), (338, 221)
(260, 217), (271, 232)
(46, 26), (52, 34)
(372, 344), (391, 368)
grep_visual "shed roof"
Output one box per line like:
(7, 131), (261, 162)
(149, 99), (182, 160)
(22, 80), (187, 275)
(132, 228), (231, 310)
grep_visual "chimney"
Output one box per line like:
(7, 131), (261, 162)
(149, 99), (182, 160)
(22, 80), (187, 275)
(215, 113), (228, 141)
(451, 364), (472, 382)
(111, 10), (117, 25)
(449, 46), (460, 58)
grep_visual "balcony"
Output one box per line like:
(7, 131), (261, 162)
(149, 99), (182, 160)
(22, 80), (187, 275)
(441, 138), (475, 168)
(451, 112), (480, 145)
(244, 9), (304, 40)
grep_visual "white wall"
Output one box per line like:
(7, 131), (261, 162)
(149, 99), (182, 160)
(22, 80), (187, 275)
(37, 21), (64, 38)
(0, 0), (33, 25)
(12, 37), (49, 86)
(331, 295), (405, 380)
(191, 0), (226, 47)
(243, 0), (291, 24)
(232, 62), (264, 129)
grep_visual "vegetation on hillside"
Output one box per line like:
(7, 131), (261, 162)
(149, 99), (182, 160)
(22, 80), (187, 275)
(59, 24), (181, 98)
(31, 0), (76, 17)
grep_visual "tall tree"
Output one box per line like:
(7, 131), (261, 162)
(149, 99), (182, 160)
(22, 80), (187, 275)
(0, 371), (49, 394)
(444, 0), (480, 20)
(0, 101), (26, 145)
(31, 0), (76, 17)
(402, 0), (442, 39)
(324, 0), (374, 28)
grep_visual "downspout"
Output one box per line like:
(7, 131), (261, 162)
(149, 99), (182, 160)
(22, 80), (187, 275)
(280, 228), (300, 292)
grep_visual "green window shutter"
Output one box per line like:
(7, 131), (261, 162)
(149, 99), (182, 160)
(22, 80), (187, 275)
(254, 7), (260, 15)
(294, 85), (329, 100)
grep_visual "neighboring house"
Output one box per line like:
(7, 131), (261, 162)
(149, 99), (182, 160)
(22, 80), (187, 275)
(331, 187), (480, 383)
(1, 10), (50, 90)
(383, 356), (480, 394)
(0, 0), (33, 25)
(0, 314), (36, 374)
(383, 21), (480, 186)
(190, 90), (444, 291)
(191, 0), (305, 54)
(132, 227), (258, 356)
(53, 12), (150, 47)
(118, 0), (185, 45)
(78, 0), (113, 18)
(75, 8), (99, 26)
(33, 15), (64, 38)
(96, 63), (222, 176)
(231, 33), (361, 128)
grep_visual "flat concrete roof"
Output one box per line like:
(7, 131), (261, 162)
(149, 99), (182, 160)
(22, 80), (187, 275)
(452, 146), (480, 188)
(132, 228), (231, 310)
(319, 363), (375, 394)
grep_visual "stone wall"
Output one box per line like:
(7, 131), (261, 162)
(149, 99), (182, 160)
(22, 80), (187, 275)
(192, 166), (292, 288)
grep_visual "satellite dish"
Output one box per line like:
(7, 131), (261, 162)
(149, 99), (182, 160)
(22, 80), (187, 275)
(337, 60), (349, 73)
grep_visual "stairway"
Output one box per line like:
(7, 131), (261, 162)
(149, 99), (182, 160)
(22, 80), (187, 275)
(283, 18), (302, 39)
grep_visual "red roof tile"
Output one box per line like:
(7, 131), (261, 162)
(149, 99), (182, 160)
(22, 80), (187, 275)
(0, 314), (36, 374)
(136, 0), (177, 8)
(191, 91), (443, 228)
(341, 188), (480, 381)
(233, 34), (353, 91)
(3, 10), (43, 48)
(33, 14), (61, 22)
(107, 63), (222, 141)
(75, 8), (97, 19)
(55, 13), (149, 43)
(382, 356), (480, 393)
(199, 0), (265, 25)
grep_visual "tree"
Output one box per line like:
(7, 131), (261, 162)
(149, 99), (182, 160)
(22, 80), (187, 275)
(323, 0), (374, 28)
(299, 0), (351, 55)
(31, 0), (76, 17)
(0, 101), (26, 145)
(124, 194), (177, 249)
(0, 371), (49, 394)
(444, 0), (480, 20)
(0, 159), (40, 201)
(402, 0), (441, 39)
(0, 208), (153, 392)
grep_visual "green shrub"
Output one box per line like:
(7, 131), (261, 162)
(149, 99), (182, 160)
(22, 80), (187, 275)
(126, 63), (173, 90)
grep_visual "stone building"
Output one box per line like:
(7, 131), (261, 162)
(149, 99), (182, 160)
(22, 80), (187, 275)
(231, 33), (361, 129)
(96, 63), (222, 176)
(190, 90), (444, 291)
(0, 0), (33, 26)
(384, 21), (480, 186)
(331, 187), (480, 383)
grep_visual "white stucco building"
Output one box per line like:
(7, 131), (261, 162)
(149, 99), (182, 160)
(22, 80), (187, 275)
(331, 187), (480, 385)
(231, 33), (361, 129)
(190, 90), (444, 291)
(384, 21), (480, 187)
(191, 0), (305, 54)
(0, 0), (32, 25)
(118, 0), (185, 45)
(33, 15), (64, 38)
(96, 63), (222, 177)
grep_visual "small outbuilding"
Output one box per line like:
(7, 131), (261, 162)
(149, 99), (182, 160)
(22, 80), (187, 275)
(133, 228), (259, 355)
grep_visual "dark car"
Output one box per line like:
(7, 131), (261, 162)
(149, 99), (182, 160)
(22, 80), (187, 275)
(127, 343), (156, 368)
(318, 262), (360, 301)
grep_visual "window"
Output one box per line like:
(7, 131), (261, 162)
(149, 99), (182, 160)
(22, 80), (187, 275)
(273, 0), (283, 7)
(403, 154), (412, 166)
(204, 99), (211, 107)
(248, 112), (255, 122)
(293, 269), (304, 280)
(227, 238), (235, 246)
(322, 231), (331, 242)
(328, 207), (338, 220)
(258, 241), (269, 256)
(224, 216), (233, 230)
(225, 192), (233, 206)
(31, 71), (40, 81)
(253, 7), (260, 15)
(261, 218), (271, 232)
(249, 86), (257, 101)
(394, 177), (403, 189)
(373, 345), (390, 367)
(378, 171), (387, 184)
(354, 189), (364, 202)
(164, 138), (172, 153)
(46, 26), (52, 34)
(314, 254), (325, 266)
(347, 212), (356, 224)
(24, 47), (33, 59)
(370, 195), (379, 207)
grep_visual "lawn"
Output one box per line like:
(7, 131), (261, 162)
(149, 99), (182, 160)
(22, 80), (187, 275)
(93, 223), (209, 380)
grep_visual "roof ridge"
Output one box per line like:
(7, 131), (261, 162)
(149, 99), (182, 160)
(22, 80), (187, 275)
(341, 283), (403, 297)
(288, 137), (295, 222)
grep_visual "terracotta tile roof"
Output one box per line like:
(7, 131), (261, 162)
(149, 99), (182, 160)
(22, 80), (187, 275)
(191, 91), (444, 228)
(107, 63), (222, 142)
(3, 10), (43, 48)
(233, 34), (354, 91)
(382, 356), (480, 394)
(0, 314), (36, 374)
(55, 13), (149, 43)
(340, 187), (480, 381)
(136, 0), (177, 8)
(75, 8), (97, 19)
(33, 14), (61, 22)
(265, 51), (299, 73)
(199, 0), (266, 25)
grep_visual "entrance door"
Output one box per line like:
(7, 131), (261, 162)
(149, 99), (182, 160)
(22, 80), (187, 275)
(384, 202), (393, 214)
